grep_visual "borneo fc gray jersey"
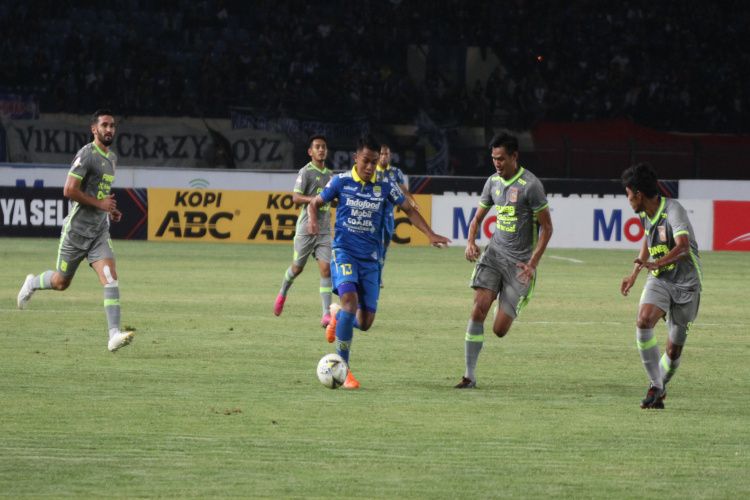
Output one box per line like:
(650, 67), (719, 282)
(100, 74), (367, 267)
(293, 162), (332, 236)
(65, 143), (116, 238)
(640, 197), (702, 292)
(479, 167), (548, 262)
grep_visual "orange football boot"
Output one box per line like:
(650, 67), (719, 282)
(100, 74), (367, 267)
(342, 370), (360, 390)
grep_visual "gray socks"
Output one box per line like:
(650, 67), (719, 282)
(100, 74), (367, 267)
(104, 281), (121, 336)
(464, 320), (484, 381)
(636, 327), (662, 389)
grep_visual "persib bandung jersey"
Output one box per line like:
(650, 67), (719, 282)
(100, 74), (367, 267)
(640, 197), (703, 292)
(320, 166), (405, 261)
(479, 166), (548, 263)
(66, 142), (117, 238)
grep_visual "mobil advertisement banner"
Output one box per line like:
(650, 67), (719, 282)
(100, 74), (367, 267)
(430, 194), (713, 250)
(0, 186), (147, 239)
(147, 189), (434, 246)
(713, 201), (750, 251)
(4, 114), (294, 169)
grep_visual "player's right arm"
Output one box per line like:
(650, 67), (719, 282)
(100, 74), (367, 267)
(465, 205), (489, 262)
(307, 195), (323, 234)
(621, 237), (649, 296)
(63, 174), (116, 213)
(307, 175), (338, 234)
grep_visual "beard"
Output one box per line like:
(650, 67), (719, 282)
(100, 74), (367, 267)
(99, 134), (114, 146)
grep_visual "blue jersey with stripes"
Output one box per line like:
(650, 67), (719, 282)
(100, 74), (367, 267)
(320, 166), (405, 262)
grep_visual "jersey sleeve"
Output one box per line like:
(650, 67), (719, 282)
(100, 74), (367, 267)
(293, 167), (307, 194)
(479, 177), (493, 208)
(319, 174), (340, 203)
(668, 202), (691, 237)
(395, 167), (406, 186)
(68, 149), (90, 180)
(527, 178), (549, 213)
(387, 179), (405, 206)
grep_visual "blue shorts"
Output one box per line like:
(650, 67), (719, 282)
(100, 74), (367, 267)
(331, 248), (381, 313)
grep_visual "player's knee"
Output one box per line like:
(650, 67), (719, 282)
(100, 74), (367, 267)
(493, 326), (509, 338)
(492, 319), (512, 337)
(636, 314), (656, 329)
(53, 275), (71, 291)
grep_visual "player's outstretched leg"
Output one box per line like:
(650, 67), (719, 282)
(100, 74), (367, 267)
(320, 277), (332, 327)
(274, 267), (296, 316)
(455, 320), (484, 389)
(326, 303), (341, 343)
(640, 384), (665, 409)
(17, 271), (57, 309)
(103, 279), (134, 352)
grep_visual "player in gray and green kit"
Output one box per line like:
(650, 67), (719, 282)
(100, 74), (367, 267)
(16, 109), (134, 352)
(273, 134), (334, 327)
(620, 163), (703, 409)
(455, 132), (553, 388)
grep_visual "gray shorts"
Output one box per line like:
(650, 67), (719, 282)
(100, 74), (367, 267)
(56, 228), (114, 277)
(470, 246), (534, 319)
(640, 277), (700, 329)
(293, 232), (332, 267)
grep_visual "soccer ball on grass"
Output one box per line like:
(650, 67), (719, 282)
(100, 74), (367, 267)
(317, 353), (348, 389)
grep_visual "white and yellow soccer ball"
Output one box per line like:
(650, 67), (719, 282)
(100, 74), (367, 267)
(316, 353), (348, 389)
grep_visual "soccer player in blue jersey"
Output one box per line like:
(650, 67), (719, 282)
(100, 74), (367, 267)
(620, 163), (702, 409)
(307, 135), (451, 389)
(375, 143), (419, 287)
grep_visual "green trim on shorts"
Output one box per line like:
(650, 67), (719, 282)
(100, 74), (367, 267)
(56, 204), (78, 272)
(637, 337), (658, 350)
(689, 249), (703, 287)
(465, 333), (484, 342)
(516, 271), (537, 315)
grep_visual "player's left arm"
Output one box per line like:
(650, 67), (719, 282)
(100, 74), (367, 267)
(398, 182), (419, 210)
(517, 207), (553, 283)
(399, 200), (451, 247)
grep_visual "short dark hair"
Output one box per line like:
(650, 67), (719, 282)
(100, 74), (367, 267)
(356, 134), (380, 153)
(308, 134), (327, 148)
(621, 162), (659, 198)
(90, 109), (114, 125)
(488, 132), (519, 154)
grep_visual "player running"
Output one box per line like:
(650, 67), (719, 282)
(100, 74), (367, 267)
(620, 163), (703, 409)
(375, 143), (418, 287)
(307, 135), (451, 389)
(273, 134), (334, 327)
(455, 132), (553, 389)
(16, 109), (134, 352)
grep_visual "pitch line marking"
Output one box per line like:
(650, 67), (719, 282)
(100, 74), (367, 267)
(549, 255), (585, 264)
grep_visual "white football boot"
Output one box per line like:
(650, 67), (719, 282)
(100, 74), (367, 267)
(108, 330), (135, 352)
(17, 274), (35, 309)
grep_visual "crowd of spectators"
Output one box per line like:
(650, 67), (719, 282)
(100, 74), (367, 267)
(1, 0), (747, 133)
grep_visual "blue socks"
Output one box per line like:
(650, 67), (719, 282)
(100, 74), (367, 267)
(335, 309), (355, 363)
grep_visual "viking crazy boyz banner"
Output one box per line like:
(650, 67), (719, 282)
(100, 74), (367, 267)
(4, 114), (294, 169)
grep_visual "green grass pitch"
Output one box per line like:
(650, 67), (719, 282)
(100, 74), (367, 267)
(1, 238), (748, 498)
